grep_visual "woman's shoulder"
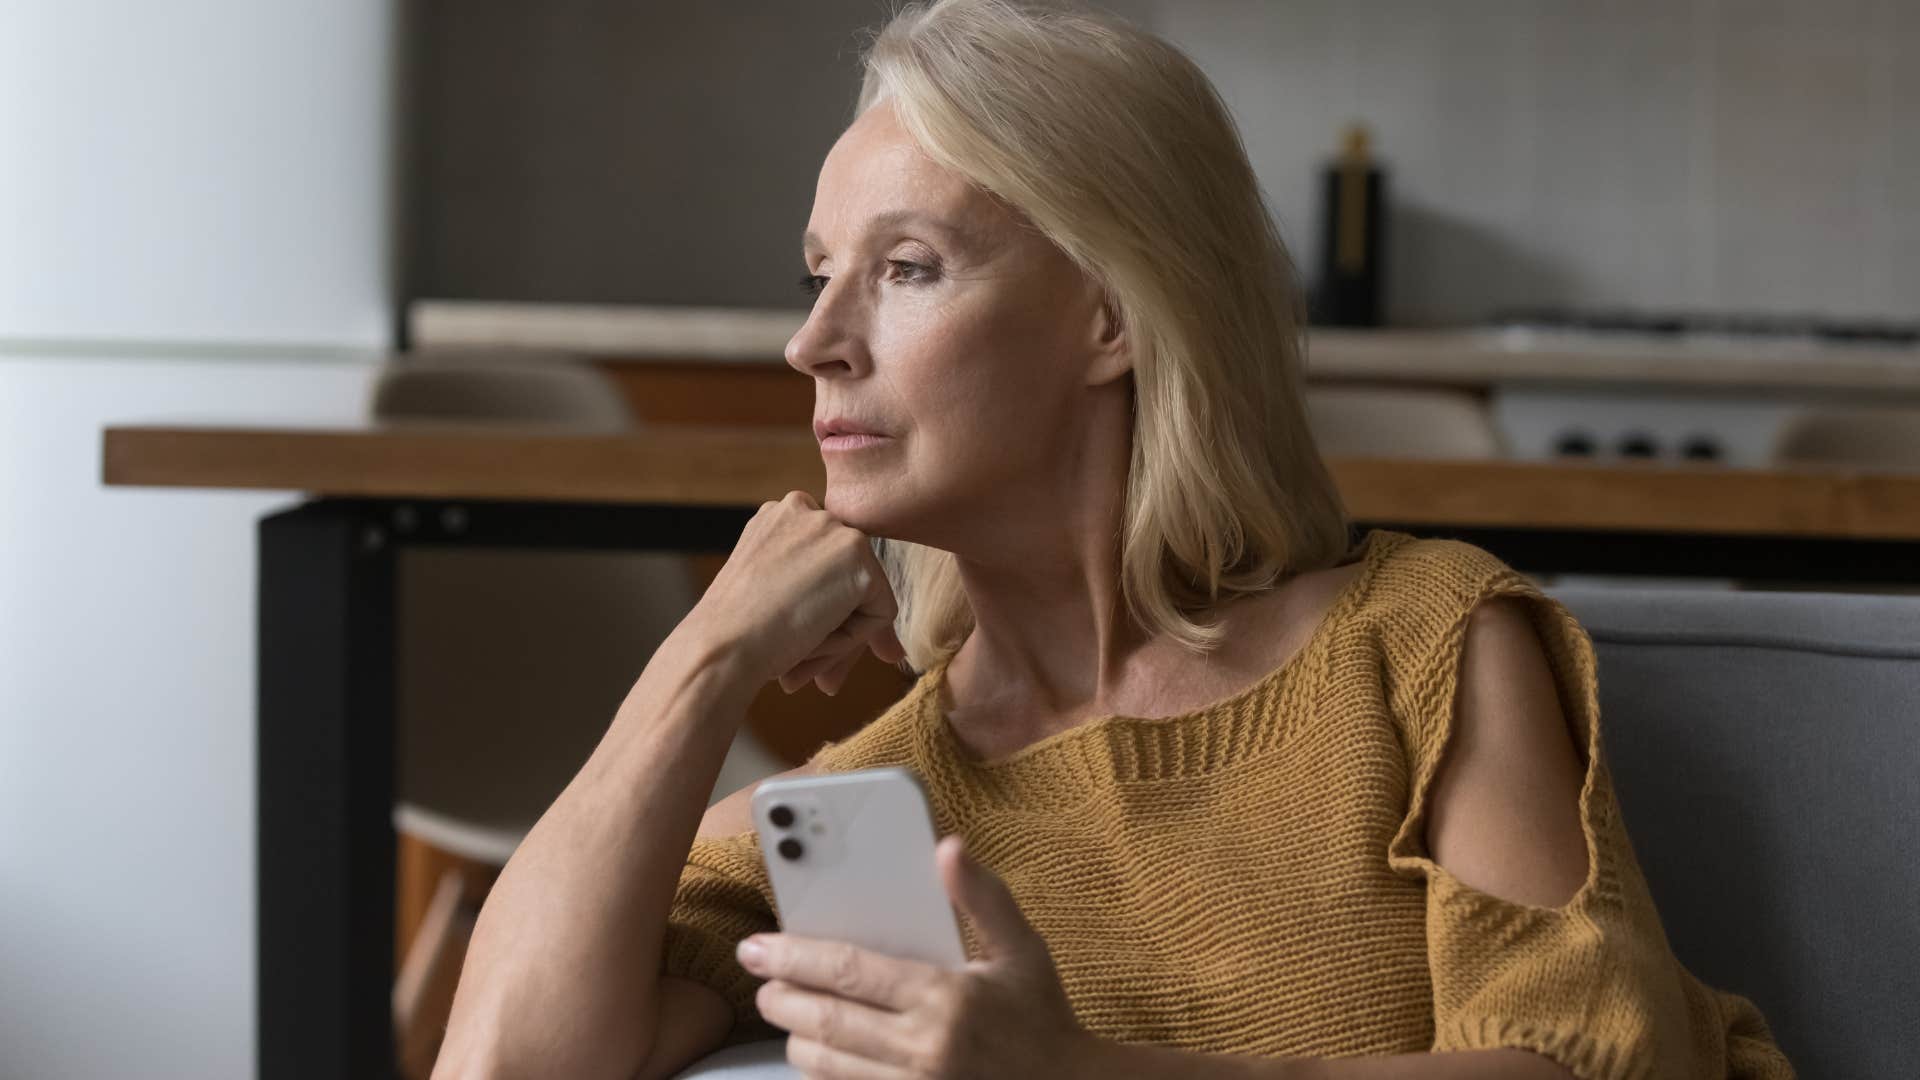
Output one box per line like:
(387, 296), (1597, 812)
(1360, 529), (1525, 590)
(1345, 529), (1560, 664)
(1352, 531), (1538, 620)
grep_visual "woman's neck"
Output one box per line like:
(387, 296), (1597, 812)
(939, 549), (1369, 758)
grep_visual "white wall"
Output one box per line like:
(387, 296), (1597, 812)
(0, 355), (383, 1079)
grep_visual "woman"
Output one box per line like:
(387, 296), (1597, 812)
(436, 2), (1792, 1077)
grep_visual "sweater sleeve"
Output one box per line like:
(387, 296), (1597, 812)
(658, 830), (781, 1045)
(1383, 549), (1794, 1079)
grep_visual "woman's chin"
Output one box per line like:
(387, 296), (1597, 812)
(823, 482), (907, 537)
(823, 490), (878, 529)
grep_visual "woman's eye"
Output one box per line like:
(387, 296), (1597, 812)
(798, 261), (934, 299)
(889, 260), (937, 284)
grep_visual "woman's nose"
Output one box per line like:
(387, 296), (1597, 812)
(784, 286), (867, 379)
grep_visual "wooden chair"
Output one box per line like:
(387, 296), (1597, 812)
(1771, 406), (1920, 470)
(372, 350), (793, 1077)
(1757, 405), (1920, 594)
(1304, 385), (1505, 460)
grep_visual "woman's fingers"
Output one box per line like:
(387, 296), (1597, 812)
(871, 624), (906, 665)
(779, 612), (905, 694)
(771, 528), (901, 695)
(780, 638), (867, 696)
(777, 628), (856, 691)
(778, 653), (838, 694)
(798, 627), (858, 666)
(814, 647), (865, 697)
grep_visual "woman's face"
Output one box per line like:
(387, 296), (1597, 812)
(787, 101), (1122, 547)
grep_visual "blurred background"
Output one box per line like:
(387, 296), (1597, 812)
(2, 1), (1915, 1077)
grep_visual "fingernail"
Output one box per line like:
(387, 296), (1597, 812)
(737, 937), (767, 969)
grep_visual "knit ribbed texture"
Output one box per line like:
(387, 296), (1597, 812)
(661, 529), (1794, 1077)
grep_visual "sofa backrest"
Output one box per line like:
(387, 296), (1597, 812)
(1550, 586), (1920, 1078)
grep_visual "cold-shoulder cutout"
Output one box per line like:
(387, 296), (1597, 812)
(1376, 539), (1791, 1078)
(1422, 593), (1591, 911)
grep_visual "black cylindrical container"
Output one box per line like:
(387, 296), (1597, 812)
(1312, 125), (1387, 327)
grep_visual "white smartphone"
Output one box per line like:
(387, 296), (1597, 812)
(750, 766), (968, 970)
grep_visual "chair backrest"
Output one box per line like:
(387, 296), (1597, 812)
(1771, 406), (1920, 470)
(371, 347), (694, 864)
(1304, 385), (1504, 459)
(1548, 585), (1920, 1077)
(369, 349), (635, 432)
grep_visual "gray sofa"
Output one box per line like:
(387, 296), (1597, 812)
(1552, 586), (1918, 1077)
(677, 587), (1920, 1078)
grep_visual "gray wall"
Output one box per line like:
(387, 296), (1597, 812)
(407, 0), (1918, 323)
(405, 0), (893, 309)
(1159, 0), (1919, 324)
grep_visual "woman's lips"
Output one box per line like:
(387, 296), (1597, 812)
(820, 433), (894, 452)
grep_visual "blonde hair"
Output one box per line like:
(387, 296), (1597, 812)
(856, 0), (1351, 673)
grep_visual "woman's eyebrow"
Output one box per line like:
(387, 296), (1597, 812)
(802, 209), (977, 255)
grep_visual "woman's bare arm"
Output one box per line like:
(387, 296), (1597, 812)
(629, 767), (818, 1080)
(432, 627), (757, 1079)
(630, 977), (734, 1080)
(424, 493), (935, 1076)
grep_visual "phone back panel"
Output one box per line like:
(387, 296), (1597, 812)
(750, 767), (967, 970)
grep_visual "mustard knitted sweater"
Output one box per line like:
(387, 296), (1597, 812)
(660, 529), (1793, 1078)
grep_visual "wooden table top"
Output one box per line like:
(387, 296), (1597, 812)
(102, 422), (1920, 541)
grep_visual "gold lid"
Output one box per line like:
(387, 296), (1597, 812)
(1339, 123), (1372, 166)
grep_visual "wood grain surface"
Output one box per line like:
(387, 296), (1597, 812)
(103, 422), (1920, 540)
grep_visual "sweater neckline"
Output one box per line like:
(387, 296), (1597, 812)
(910, 529), (1399, 796)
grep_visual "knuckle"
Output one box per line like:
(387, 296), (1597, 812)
(813, 998), (844, 1044)
(828, 944), (866, 995)
(917, 1026), (961, 1075)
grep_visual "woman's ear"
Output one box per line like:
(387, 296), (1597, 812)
(1084, 290), (1131, 387)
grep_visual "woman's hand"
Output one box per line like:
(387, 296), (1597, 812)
(681, 489), (906, 696)
(737, 835), (1096, 1079)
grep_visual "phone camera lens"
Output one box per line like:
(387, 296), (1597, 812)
(769, 804), (795, 828)
(777, 837), (804, 861)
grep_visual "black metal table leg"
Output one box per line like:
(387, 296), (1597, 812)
(252, 497), (753, 1078)
(258, 500), (397, 1079)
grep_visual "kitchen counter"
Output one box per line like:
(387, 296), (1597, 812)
(410, 300), (1920, 395)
